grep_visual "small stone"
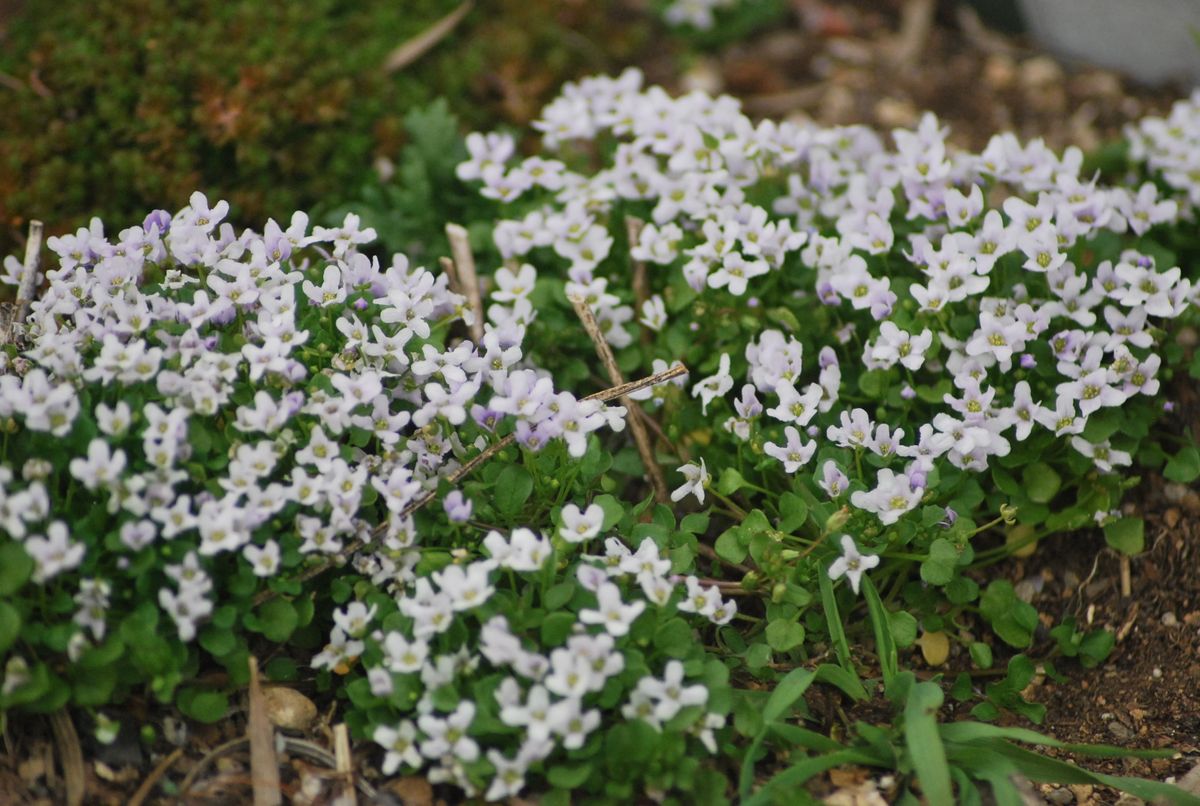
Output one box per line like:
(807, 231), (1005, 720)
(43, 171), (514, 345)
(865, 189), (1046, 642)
(1162, 612), (1179, 627)
(1113, 794), (1145, 806)
(1151, 667), (1163, 679)
(1020, 55), (1065, 88)
(1069, 783), (1094, 803)
(1162, 483), (1189, 503)
(984, 54), (1017, 89)
(874, 97), (918, 129)
(1107, 720), (1135, 741)
(1182, 493), (1200, 514)
(263, 686), (318, 732)
(1046, 786), (1074, 804)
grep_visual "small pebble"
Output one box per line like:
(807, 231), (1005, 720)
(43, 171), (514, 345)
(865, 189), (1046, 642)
(1151, 667), (1163, 679)
(1162, 612), (1179, 627)
(1046, 786), (1074, 805)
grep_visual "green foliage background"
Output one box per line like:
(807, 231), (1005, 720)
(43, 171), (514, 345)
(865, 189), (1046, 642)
(0, 0), (652, 254)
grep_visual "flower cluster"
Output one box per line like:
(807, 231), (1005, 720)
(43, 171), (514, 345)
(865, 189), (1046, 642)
(460, 68), (1194, 610)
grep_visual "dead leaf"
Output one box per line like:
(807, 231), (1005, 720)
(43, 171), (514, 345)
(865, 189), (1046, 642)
(385, 776), (434, 806)
(917, 631), (950, 666)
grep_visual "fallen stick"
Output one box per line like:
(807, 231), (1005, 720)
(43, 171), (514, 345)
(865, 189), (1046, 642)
(445, 223), (485, 344)
(569, 294), (670, 504)
(4, 219), (43, 346)
(49, 709), (85, 806)
(127, 747), (185, 806)
(248, 657), (283, 806)
(333, 724), (356, 806)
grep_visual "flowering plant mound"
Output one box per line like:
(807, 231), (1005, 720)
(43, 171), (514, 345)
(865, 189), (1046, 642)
(4, 81), (1200, 803)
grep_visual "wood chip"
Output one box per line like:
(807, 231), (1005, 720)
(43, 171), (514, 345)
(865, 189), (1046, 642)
(332, 723), (356, 806)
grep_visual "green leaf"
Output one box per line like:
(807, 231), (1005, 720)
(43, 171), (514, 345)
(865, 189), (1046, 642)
(593, 494), (625, 531)
(920, 538), (959, 586)
(256, 599), (299, 643)
(979, 581), (1037, 648)
(904, 682), (953, 805)
(540, 612), (576, 646)
(887, 610), (918, 648)
(714, 527), (748, 565)
(178, 688), (229, 723)
(717, 467), (746, 496)
(0, 543), (34, 596)
(0, 602), (21, 655)
(199, 626), (237, 658)
(1104, 517), (1144, 555)
(494, 465), (533, 516)
(653, 618), (694, 658)
(1022, 462), (1061, 504)
(543, 581), (575, 611)
(762, 667), (816, 725)
(778, 492), (809, 533)
(765, 619), (805, 652)
(1163, 445), (1200, 483)
(969, 642), (994, 670)
(547, 762), (592, 789)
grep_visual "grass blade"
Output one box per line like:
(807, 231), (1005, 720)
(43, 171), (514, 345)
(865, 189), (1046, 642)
(940, 721), (1177, 759)
(904, 681), (954, 804)
(860, 576), (897, 687)
(743, 747), (882, 806)
(817, 567), (855, 676)
(814, 663), (868, 702)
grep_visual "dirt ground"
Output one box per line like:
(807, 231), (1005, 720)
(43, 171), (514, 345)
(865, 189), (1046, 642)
(1, 2), (1198, 804)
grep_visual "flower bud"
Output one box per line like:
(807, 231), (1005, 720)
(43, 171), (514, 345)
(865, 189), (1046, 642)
(824, 506), (850, 534)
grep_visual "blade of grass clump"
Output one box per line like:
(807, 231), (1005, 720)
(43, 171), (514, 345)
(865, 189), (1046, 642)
(904, 681), (954, 804)
(860, 576), (897, 688)
(940, 721), (1178, 759)
(817, 568), (855, 678)
(739, 668), (816, 798)
(743, 747), (885, 806)
(950, 739), (1200, 805)
(814, 663), (867, 702)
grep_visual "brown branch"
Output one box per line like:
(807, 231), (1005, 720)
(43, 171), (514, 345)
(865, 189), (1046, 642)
(445, 223), (484, 344)
(252, 362), (689, 606)
(569, 294), (669, 504)
(128, 747), (185, 806)
(382, 1), (473, 73)
(625, 215), (652, 349)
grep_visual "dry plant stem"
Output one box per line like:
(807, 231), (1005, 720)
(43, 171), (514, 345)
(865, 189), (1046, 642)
(248, 657), (283, 806)
(696, 542), (752, 575)
(1119, 553), (1132, 598)
(569, 294), (670, 504)
(49, 709), (84, 806)
(892, 0), (935, 70)
(333, 724), (356, 806)
(445, 223), (484, 344)
(437, 256), (461, 294)
(179, 737), (378, 799)
(625, 216), (652, 345)
(127, 747), (185, 806)
(382, 0), (472, 73)
(253, 362), (689, 606)
(4, 219), (43, 345)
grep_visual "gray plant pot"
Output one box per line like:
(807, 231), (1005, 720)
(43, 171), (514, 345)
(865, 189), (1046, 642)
(1017, 0), (1200, 86)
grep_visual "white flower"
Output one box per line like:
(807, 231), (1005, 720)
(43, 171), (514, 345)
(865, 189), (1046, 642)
(579, 582), (645, 637)
(559, 503), (605, 543)
(827, 535), (880, 595)
(242, 540), (280, 577)
(374, 721), (422, 774)
(419, 702), (479, 762)
(692, 354), (733, 414)
(671, 459), (709, 505)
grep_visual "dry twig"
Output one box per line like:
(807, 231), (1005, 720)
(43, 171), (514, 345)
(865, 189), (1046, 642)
(333, 724), (356, 806)
(248, 657), (283, 806)
(445, 223), (485, 344)
(569, 294), (670, 504)
(4, 219), (43, 346)
(891, 0), (936, 71)
(382, 1), (473, 73)
(127, 747), (185, 806)
(48, 709), (84, 806)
